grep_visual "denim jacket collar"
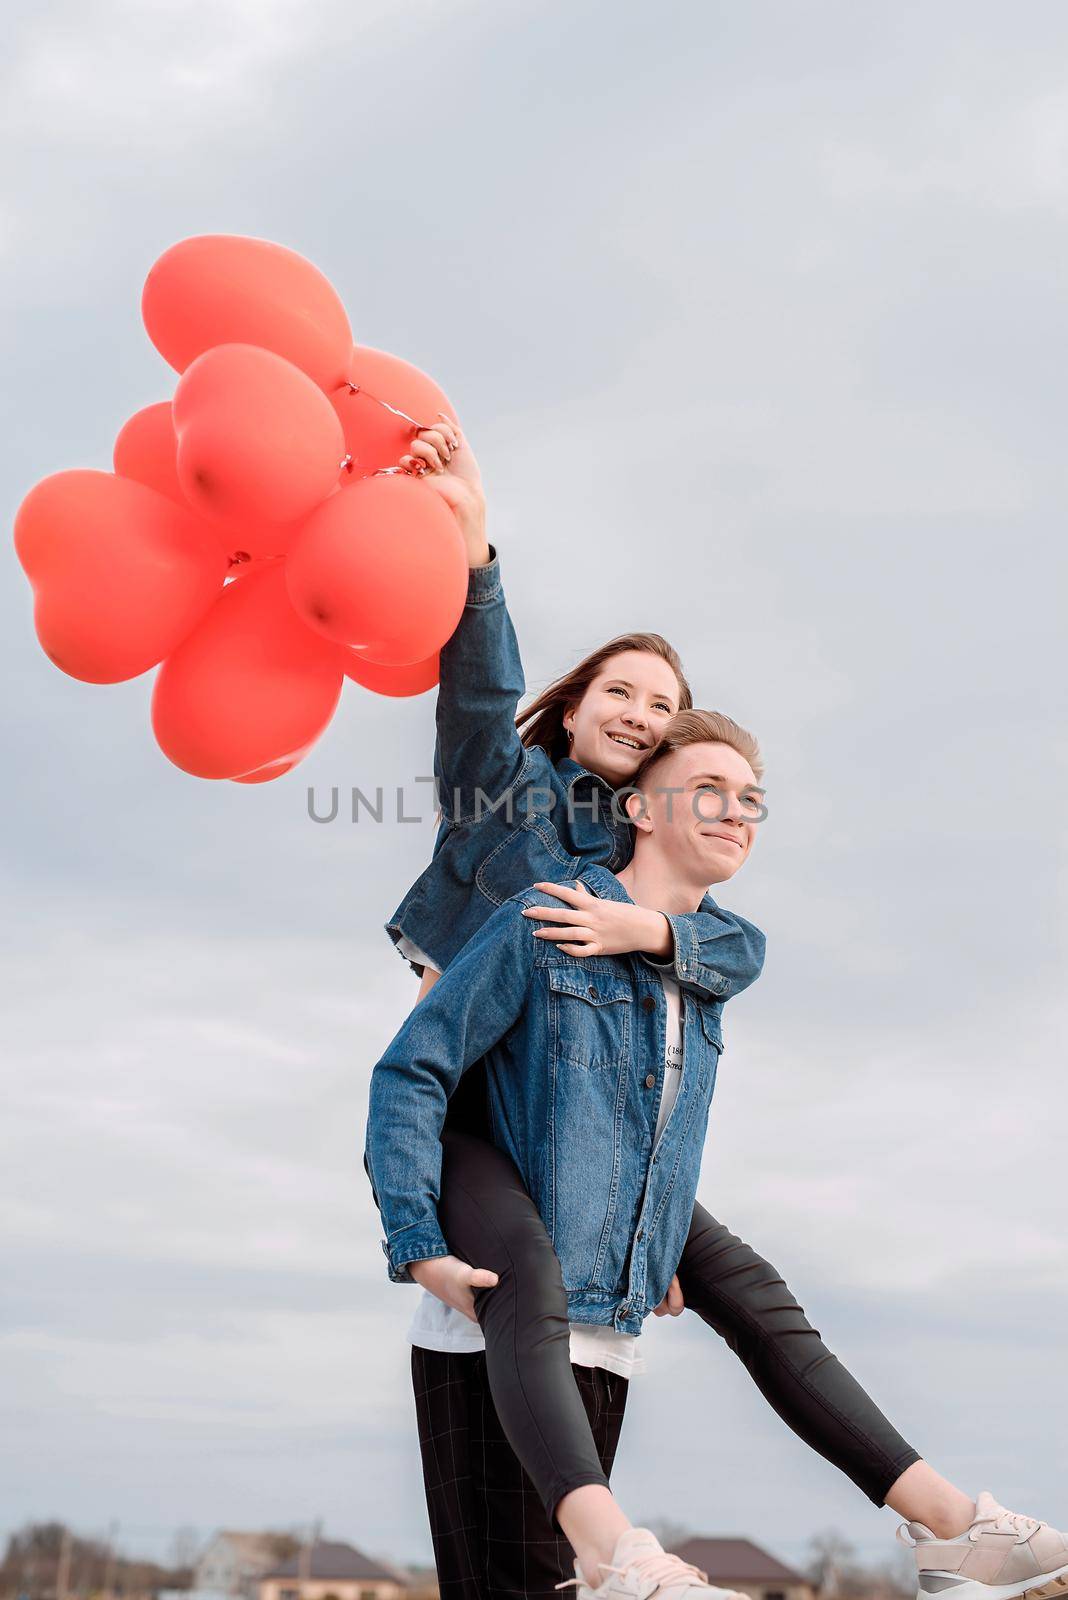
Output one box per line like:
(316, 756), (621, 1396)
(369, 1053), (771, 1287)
(579, 861), (719, 921)
(556, 756), (615, 793)
(570, 862), (633, 902)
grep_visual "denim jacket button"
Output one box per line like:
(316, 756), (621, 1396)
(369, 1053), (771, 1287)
(588, 984), (599, 999)
(645, 1073), (656, 1089)
(641, 995), (655, 1012)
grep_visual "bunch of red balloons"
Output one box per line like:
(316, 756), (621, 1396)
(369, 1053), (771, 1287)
(13, 234), (469, 783)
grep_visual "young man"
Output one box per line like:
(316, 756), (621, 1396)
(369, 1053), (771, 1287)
(367, 713), (764, 1600)
(364, 715), (1068, 1600)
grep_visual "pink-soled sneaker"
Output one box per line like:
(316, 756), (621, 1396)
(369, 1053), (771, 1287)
(899, 1490), (1068, 1599)
(556, 1527), (746, 1600)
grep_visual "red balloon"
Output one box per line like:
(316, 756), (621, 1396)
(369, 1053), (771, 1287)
(151, 564), (344, 780)
(285, 473), (467, 663)
(343, 648), (440, 697)
(142, 234), (353, 393)
(113, 400), (313, 567)
(230, 742), (315, 784)
(332, 346), (457, 477)
(172, 344), (344, 527)
(114, 402), (186, 505)
(14, 470), (226, 683)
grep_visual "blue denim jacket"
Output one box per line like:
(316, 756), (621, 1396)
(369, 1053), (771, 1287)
(366, 866), (738, 1333)
(386, 549), (766, 999)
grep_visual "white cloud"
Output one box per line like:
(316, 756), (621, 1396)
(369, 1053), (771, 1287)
(0, 0), (412, 150)
(821, 90), (1068, 211)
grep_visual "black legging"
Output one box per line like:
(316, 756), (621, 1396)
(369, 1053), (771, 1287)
(436, 1127), (922, 1527)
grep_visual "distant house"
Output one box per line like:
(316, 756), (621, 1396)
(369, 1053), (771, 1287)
(398, 1569), (439, 1600)
(258, 1541), (410, 1600)
(668, 1538), (815, 1600)
(196, 1534), (289, 1600)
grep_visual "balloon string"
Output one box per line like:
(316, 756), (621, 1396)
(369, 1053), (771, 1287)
(374, 461), (428, 477)
(339, 380), (434, 434)
(228, 550), (286, 569)
(338, 381), (434, 478)
(340, 452), (428, 480)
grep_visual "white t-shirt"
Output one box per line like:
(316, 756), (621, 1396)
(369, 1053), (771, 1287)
(395, 933), (436, 972)
(407, 973), (685, 1378)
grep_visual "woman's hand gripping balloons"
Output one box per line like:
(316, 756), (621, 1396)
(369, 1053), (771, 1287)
(398, 413), (490, 569)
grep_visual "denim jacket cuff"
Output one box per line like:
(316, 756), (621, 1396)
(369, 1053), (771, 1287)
(466, 545), (502, 606)
(656, 914), (731, 998)
(382, 1222), (450, 1285)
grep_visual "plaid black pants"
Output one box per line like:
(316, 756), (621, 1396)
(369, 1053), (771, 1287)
(411, 1346), (628, 1600)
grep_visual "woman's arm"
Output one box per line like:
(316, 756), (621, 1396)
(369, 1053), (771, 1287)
(649, 903), (766, 999)
(404, 424), (529, 823)
(523, 883), (767, 1001)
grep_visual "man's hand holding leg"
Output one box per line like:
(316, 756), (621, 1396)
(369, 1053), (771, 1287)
(410, 1255), (500, 1323)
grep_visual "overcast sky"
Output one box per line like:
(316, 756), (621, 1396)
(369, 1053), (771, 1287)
(2, 0), (1066, 1579)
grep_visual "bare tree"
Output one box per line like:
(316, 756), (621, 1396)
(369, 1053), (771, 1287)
(807, 1528), (857, 1596)
(806, 1527), (913, 1599)
(168, 1530), (200, 1578)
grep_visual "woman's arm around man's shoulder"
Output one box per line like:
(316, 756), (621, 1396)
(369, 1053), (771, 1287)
(522, 881), (767, 1003)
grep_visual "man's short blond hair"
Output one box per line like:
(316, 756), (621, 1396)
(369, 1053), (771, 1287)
(631, 709), (764, 790)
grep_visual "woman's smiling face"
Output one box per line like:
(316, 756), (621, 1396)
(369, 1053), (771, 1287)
(563, 649), (683, 783)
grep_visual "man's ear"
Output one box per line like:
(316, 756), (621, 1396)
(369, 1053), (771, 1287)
(624, 788), (653, 833)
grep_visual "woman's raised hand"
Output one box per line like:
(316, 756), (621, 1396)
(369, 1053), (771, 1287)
(401, 413), (462, 476)
(409, 1253), (500, 1322)
(400, 414), (490, 567)
(522, 882), (674, 960)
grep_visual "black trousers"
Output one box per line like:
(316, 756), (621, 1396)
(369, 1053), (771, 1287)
(412, 1345), (627, 1600)
(431, 1126), (921, 1528)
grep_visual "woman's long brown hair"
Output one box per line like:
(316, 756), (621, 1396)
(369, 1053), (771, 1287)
(516, 632), (693, 764)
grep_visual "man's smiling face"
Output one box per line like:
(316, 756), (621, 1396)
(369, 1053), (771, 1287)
(630, 740), (764, 887)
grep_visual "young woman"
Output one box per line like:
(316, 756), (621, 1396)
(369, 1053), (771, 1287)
(376, 420), (1065, 1600)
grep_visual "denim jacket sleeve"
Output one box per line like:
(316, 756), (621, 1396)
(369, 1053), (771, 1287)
(364, 896), (535, 1283)
(433, 547), (529, 824)
(641, 905), (766, 1002)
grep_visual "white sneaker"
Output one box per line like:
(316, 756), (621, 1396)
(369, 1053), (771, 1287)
(556, 1527), (747, 1600)
(898, 1490), (1068, 1599)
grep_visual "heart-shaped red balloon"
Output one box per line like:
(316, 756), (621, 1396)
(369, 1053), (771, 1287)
(14, 470), (227, 683)
(151, 563), (344, 780)
(114, 401), (187, 507)
(343, 649), (440, 697)
(114, 398), (312, 567)
(142, 233), (354, 393)
(285, 472), (467, 662)
(173, 344), (345, 528)
(230, 740), (319, 784)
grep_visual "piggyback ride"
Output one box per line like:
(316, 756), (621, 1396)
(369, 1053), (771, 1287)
(368, 545), (917, 1561)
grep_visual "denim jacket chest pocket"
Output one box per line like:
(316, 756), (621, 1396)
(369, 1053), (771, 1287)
(476, 814), (582, 910)
(689, 996), (725, 1097)
(547, 964), (634, 1071)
